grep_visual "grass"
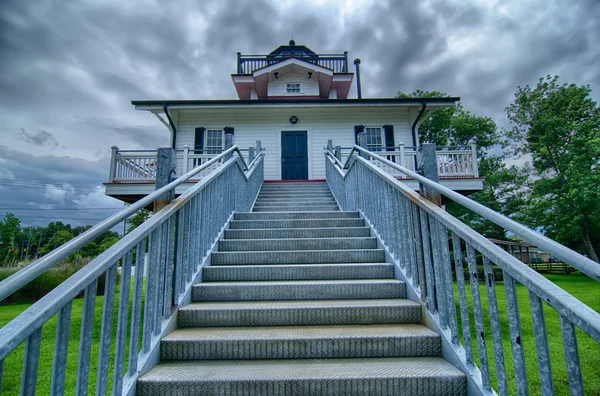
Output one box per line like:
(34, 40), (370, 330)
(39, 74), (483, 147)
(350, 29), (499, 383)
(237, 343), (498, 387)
(0, 273), (598, 395)
(454, 273), (600, 395)
(0, 276), (144, 396)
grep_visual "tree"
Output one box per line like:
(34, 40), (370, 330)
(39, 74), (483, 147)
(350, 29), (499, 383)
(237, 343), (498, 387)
(505, 75), (600, 261)
(127, 209), (152, 234)
(396, 90), (530, 239)
(445, 156), (530, 239)
(39, 230), (74, 256)
(397, 90), (500, 152)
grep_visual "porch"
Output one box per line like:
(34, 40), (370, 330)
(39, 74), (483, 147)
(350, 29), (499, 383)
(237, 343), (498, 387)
(104, 143), (483, 204)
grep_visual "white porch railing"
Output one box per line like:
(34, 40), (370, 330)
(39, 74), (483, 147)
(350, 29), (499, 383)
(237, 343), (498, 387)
(109, 145), (254, 183)
(334, 143), (479, 179)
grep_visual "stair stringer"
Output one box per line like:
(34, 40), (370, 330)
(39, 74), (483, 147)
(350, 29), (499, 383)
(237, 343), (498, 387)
(358, 209), (495, 396)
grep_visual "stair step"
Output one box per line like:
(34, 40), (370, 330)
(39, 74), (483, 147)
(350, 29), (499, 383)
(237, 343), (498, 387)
(234, 212), (358, 220)
(137, 357), (467, 396)
(203, 263), (394, 281)
(257, 192), (334, 197)
(192, 279), (405, 301)
(211, 249), (385, 265)
(178, 299), (422, 327)
(161, 324), (440, 360)
(254, 206), (339, 212)
(229, 218), (364, 229)
(218, 238), (377, 252)
(254, 199), (336, 206)
(224, 227), (370, 239)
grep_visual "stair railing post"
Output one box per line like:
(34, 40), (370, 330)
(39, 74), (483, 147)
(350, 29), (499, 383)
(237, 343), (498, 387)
(248, 147), (255, 164)
(358, 133), (368, 158)
(417, 143), (442, 206)
(182, 145), (189, 175)
(471, 143), (479, 177)
(224, 129), (234, 160)
(335, 145), (342, 162)
(327, 140), (333, 153)
(154, 147), (176, 212)
(256, 141), (262, 154)
(109, 146), (119, 183)
(399, 142), (405, 169)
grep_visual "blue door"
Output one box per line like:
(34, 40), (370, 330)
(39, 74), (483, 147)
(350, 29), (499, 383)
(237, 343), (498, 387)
(281, 131), (308, 180)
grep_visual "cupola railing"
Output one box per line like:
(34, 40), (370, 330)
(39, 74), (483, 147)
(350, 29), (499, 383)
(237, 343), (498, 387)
(237, 51), (349, 74)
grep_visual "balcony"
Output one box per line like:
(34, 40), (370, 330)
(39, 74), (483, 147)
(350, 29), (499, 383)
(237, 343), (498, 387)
(334, 144), (482, 194)
(237, 52), (349, 74)
(104, 145), (255, 204)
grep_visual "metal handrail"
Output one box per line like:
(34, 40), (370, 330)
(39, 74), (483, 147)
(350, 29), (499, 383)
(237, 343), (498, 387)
(0, 146), (264, 395)
(0, 145), (250, 302)
(325, 146), (599, 395)
(340, 145), (600, 281)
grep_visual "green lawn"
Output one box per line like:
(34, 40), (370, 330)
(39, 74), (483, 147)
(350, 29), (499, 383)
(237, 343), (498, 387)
(454, 273), (600, 396)
(0, 277), (144, 396)
(1, 273), (598, 395)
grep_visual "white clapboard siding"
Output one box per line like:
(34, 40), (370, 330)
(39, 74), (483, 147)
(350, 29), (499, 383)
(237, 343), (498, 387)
(268, 73), (319, 97)
(175, 106), (412, 180)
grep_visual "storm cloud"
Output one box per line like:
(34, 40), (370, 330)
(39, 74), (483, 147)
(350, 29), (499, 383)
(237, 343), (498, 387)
(0, 0), (599, 226)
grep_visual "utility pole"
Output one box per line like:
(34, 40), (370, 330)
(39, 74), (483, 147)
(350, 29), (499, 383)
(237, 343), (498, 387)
(25, 229), (32, 261)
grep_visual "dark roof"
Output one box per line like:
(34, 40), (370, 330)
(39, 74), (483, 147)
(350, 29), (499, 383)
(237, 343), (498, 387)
(268, 40), (317, 57)
(131, 97), (460, 107)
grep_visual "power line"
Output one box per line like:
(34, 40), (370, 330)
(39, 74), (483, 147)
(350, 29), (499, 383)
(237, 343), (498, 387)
(0, 214), (112, 221)
(0, 178), (102, 189)
(0, 207), (123, 211)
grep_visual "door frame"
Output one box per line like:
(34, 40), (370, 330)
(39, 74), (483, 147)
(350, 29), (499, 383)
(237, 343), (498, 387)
(280, 130), (310, 180)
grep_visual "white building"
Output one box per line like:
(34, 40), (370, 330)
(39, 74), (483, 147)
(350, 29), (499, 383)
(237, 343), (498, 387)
(105, 40), (482, 203)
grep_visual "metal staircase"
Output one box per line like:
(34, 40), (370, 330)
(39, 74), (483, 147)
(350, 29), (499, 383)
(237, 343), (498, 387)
(137, 182), (466, 395)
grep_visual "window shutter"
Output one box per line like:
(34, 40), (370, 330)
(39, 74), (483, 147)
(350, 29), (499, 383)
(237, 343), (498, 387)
(383, 125), (395, 150)
(354, 125), (365, 145)
(194, 127), (205, 154)
(224, 127), (234, 136)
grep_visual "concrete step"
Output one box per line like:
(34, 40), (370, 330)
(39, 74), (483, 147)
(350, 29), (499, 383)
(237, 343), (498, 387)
(203, 263), (394, 281)
(192, 279), (405, 301)
(224, 227), (371, 240)
(178, 299), (422, 327)
(254, 206), (339, 212)
(137, 357), (467, 396)
(218, 237), (378, 252)
(234, 212), (358, 220)
(229, 218), (364, 229)
(211, 249), (385, 265)
(160, 324), (440, 360)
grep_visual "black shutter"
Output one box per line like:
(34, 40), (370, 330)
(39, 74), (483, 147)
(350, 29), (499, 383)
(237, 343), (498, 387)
(224, 126), (234, 136)
(354, 125), (365, 145)
(383, 125), (395, 150)
(194, 127), (205, 154)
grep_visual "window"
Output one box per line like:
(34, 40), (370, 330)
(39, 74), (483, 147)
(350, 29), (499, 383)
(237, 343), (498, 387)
(286, 82), (302, 93)
(365, 127), (383, 151)
(206, 129), (223, 154)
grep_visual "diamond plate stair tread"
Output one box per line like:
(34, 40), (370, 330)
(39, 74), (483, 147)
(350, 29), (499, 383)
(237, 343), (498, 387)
(254, 206), (340, 212)
(211, 249), (385, 265)
(178, 299), (422, 326)
(137, 357), (467, 396)
(203, 263), (393, 281)
(161, 324), (440, 360)
(234, 212), (358, 220)
(192, 279), (406, 301)
(229, 218), (364, 229)
(218, 237), (377, 252)
(224, 227), (370, 239)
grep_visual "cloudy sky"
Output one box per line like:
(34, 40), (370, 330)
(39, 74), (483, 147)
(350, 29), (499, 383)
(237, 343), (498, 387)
(0, 0), (599, 227)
